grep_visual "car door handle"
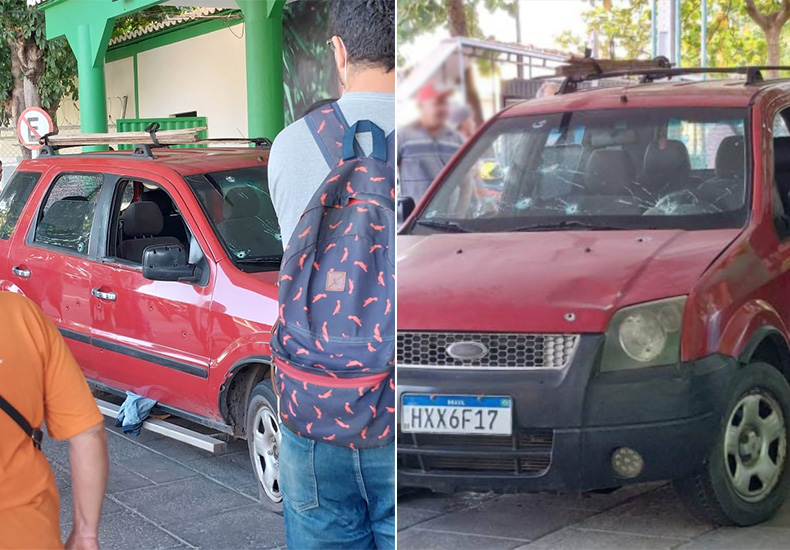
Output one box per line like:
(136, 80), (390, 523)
(12, 266), (31, 279)
(91, 288), (117, 302)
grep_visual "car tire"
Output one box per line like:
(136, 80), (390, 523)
(674, 362), (790, 526)
(246, 381), (283, 514)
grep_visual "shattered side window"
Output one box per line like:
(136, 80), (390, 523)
(414, 108), (749, 234)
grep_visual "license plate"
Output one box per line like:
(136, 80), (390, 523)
(400, 394), (513, 435)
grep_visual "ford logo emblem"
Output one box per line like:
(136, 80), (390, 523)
(446, 341), (488, 360)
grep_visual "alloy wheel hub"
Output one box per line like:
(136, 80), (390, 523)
(724, 390), (787, 503)
(253, 405), (282, 503)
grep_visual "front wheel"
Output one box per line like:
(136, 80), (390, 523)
(246, 381), (283, 513)
(674, 362), (790, 526)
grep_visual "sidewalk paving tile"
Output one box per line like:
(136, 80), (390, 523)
(398, 528), (527, 550)
(111, 476), (254, 525)
(677, 526), (790, 550)
(106, 463), (155, 494)
(397, 490), (499, 513)
(492, 483), (663, 514)
(117, 452), (198, 485)
(575, 485), (713, 540)
(164, 504), (286, 548)
(185, 450), (258, 489)
(415, 497), (592, 541)
(398, 507), (444, 531)
(94, 511), (182, 550)
(518, 527), (687, 550)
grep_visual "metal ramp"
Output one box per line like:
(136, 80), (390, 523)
(96, 398), (227, 454)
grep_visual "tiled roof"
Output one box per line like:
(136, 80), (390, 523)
(109, 7), (231, 46)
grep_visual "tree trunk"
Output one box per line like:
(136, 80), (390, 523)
(745, 0), (790, 78)
(767, 26), (782, 68)
(444, 0), (484, 124)
(7, 32), (46, 159)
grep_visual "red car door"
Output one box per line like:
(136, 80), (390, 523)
(88, 172), (216, 418)
(7, 170), (106, 374)
(0, 170), (43, 283)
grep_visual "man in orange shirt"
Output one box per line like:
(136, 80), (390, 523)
(0, 292), (108, 549)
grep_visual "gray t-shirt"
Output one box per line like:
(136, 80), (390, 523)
(397, 122), (464, 202)
(268, 92), (395, 247)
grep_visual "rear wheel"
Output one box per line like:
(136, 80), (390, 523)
(246, 382), (283, 513)
(674, 362), (790, 526)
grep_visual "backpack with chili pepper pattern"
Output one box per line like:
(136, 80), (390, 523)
(270, 103), (395, 448)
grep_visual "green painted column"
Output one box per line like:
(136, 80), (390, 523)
(237, 0), (286, 141)
(40, 0), (164, 150)
(73, 23), (109, 139)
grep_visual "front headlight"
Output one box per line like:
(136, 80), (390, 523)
(601, 296), (687, 371)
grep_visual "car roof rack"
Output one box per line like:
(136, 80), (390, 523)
(38, 122), (208, 158)
(554, 54), (790, 94)
(36, 124), (271, 158)
(200, 137), (272, 148)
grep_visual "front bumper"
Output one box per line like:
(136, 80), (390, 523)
(397, 335), (738, 493)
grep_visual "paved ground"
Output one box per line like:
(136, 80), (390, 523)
(398, 484), (790, 550)
(46, 418), (286, 550)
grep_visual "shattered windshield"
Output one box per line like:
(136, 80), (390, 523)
(411, 108), (749, 233)
(185, 166), (283, 272)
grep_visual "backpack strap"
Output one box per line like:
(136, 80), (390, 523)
(343, 120), (387, 163)
(0, 394), (43, 450)
(305, 102), (347, 169)
(386, 131), (395, 168)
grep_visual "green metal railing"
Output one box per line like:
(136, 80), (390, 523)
(117, 117), (208, 149)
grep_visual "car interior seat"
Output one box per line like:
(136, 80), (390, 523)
(141, 188), (188, 245)
(774, 136), (790, 213)
(640, 139), (692, 199)
(581, 148), (640, 214)
(697, 135), (746, 211)
(217, 187), (281, 258)
(118, 201), (182, 264)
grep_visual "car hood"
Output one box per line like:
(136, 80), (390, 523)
(397, 229), (741, 333)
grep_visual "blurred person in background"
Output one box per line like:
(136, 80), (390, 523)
(449, 104), (476, 140)
(536, 80), (561, 98)
(397, 83), (464, 202)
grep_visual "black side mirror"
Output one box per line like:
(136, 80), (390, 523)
(398, 196), (416, 226)
(142, 244), (201, 283)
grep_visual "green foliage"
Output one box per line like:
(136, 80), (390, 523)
(397, 0), (517, 63)
(556, 0), (652, 59)
(281, 0), (337, 124)
(558, 0), (790, 67)
(112, 6), (191, 39)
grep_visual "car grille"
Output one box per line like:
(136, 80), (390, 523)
(398, 430), (554, 476)
(397, 332), (579, 369)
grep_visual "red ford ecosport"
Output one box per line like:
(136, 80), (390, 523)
(397, 67), (790, 526)
(0, 142), (284, 510)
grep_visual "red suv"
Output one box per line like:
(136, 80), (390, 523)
(397, 67), (790, 526)
(0, 144), (284, 510)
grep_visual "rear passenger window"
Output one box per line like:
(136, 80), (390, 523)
(34, 173), (102, 254)
(0, 171), (41, 240)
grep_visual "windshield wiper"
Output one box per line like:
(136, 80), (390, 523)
(235, 255), (283, 265)
(508, 220), (633, 232)
(414, 219), (471, 233)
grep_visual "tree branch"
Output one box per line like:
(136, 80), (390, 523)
(778, 0), (790, 26)
(745, 0), (769, 30)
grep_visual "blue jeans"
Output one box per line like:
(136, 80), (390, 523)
(279, 424), (395, 550)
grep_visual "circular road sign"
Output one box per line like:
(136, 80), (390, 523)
(16, 107), (54, 150)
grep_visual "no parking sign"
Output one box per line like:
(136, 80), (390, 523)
(16, 107), (53, 150)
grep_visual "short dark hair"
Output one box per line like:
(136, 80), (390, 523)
(330, 0), (395, 73)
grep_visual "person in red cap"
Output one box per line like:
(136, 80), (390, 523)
(397, 82), (465, 201)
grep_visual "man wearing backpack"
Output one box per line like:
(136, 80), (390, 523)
(268, 1), (395, 548)
(0, 292), (108, 549)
